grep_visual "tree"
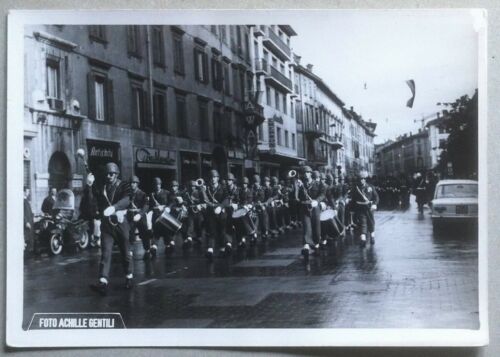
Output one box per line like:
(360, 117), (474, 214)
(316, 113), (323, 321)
(436, 90), (478, 179)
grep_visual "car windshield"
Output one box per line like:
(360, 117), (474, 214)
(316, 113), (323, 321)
(436, 184), (478, 199)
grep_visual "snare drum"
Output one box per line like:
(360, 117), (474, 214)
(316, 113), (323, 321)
(320, 209), (342, 238)
(155, 210), (182, 233)
(232, 207), (256, 236)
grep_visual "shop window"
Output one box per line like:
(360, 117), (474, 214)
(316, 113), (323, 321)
(173, 31), (185, 75)
(126, 26), (142, 58)
(152, 26), (165, 67)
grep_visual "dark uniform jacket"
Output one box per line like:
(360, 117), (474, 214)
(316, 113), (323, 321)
(80, 185), (100, 220)
(149, 188), (170, 221)
(223, 184), (240, 207)
(252, 185), (266, 204)
(297, 180), (326, 203)
(205, 184), (226, 210)
(41, 195), (56, 215)
(239, 187), (253, 205)
(263, 185), (276, 204)
(130, 188), (149, 217)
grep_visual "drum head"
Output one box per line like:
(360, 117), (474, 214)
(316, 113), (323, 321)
(320, 209), (335, 221)
(232, 208), (248, 219)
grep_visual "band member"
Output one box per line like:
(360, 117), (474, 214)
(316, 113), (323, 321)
(287, 174), (300, 228)
(352, 171), (379, 247)
(184, 180), (206, 246)
(128, 175), (152, 260)
(297, 166), (325, 258)
(204, 169), (230, 259)
(252, 174), (269, 240)
(280, 179), (292, 230)
(264, 176), (279, 238)
(149, 177), (169, 257)
(224, 173), (240, 245)
(87, 162), (133, 295)
(24, 186), (34, 255)
(41, 187), (57, 215)
(165, 180), (188, 255)
(80, 177), (101, 247)
(238, 177), (257, 245)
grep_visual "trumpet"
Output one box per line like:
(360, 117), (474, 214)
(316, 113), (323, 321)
(195, 178), (205, 187)
(288, 170), (297, 178)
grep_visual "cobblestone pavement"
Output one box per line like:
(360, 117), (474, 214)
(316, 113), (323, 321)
(23, 203), (479, 329)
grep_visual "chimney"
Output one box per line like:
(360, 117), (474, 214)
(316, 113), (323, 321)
(293, 54), (301, 64)
(306, 63), (313, 72)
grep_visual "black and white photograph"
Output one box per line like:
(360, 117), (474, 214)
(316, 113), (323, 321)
(6, 8), (487, 347)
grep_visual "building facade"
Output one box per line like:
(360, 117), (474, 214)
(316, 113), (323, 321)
(375, 129), (432, 178)
(24, 24), (265, 213)
(425, 113), (449, 169)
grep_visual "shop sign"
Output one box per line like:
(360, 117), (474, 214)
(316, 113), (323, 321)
(135, 147), (176, 168)
(87, 140), (120, 162)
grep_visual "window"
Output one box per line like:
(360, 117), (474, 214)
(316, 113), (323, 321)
(24, 161), (31, 190)
(283, 95), (287, 114)
(194, 47), (209, 83)
(132, 86), (146, 129)
(210, 25), (217, 35)
(223, 62), (231, 95)
(211, 57), (222, 91)
(244, 33), (250, 61)
(176, 94), (188, 137)
(89, 26), (106, 43)
(87, 71), (114, 123)
(239, 70), (245, 101)
(199, 99), (210, 141)
(266, 86), (271, 106)
(292, 133), (296, 150)
(232, 65), (240, 100)
(152, 26), (165, 67)
(173, 32), (185, 75)
(46, 59), (60, 98)
(213, 106), (223, 142)
(285, 130), (289, 147)
(290, 100), (294, 118)
(439, 139), (447, 149)
(236, 26), (242, 55)
(275, 91), (280, 111)
(277, 127), (282, 146)
(153, 91), (167, 133)
(258, 123), (264, 140)
(126, 26), (141, 57)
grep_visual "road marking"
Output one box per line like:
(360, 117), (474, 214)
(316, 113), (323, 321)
(138, 278), (157, 286)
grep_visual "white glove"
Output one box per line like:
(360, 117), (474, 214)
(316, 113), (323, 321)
(232, 203), (238, 211)
(196, 204), (202, 211)
(371, 204), (377, 211)
(133, 213), (141, 222)
(157, 205), (165, 212)
(176, 197), (184, 204)
(165, 207), (171, 213)
(103, 206), (115, 217)
(311, 200), (318, 208)
(320, 202), (327, 211)
(86, 173), (95, 186)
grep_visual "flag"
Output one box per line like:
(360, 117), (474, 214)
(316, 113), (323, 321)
(406, 79), (416, 108)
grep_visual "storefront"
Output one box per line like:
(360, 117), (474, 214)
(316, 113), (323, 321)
(180, 151), (200, 185)
(134, 146), (177, 193)
(227, 149), (245, 183)
(86, 139), (121, 185)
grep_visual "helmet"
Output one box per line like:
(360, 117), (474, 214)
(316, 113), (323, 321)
(302, 165), (313, 174)
(320, 172), (327, 180)
(243, 177), (250, 184)
(312, 170), (320, 179)
(130, 175), (140, 183)
(264, 176), (270, 182)
(227, 173), (236, 181)
(253, 174), (261, 183)
(105, 162), (119, 174)
(210, 170), (219, 178)
(153, 177), (162, 185)
(171, 180), (179, 187)
(359, 170), (369, 179)
(271, 176), (278, 184)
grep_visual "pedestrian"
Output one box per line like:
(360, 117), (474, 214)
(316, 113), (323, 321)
(41, 187), (57, 215)
(87, 162), (133, 296)
(24, 186), (34, 255)
(351, 170), (379, 247)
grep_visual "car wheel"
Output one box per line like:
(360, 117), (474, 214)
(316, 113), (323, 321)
(49, 233), (63, 255)
(77, 231), (89, 250)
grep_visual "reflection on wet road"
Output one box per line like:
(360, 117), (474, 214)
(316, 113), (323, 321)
(24, 204), (478, 329)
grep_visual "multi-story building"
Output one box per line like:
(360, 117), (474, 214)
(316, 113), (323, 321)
(425, 113), (449, 169)
(251, 25), (300, 178)
(342, 107), (376, 177)
(375, 129), (431, 178)
(24, 25), (265, 213)
(294, 60), (344, 174)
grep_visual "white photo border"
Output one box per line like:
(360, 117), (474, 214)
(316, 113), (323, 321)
(6, 8), (489, 347)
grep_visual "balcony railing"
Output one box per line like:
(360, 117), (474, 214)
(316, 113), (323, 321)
(266, 28), (292, 58)
(268, 65), (292, 92)
(309, 150), (328, 164)
(303, 119), (325, 138)
(255, 58), (269, 74)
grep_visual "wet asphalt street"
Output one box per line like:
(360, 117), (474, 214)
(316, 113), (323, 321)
(23, 202), (479, 329)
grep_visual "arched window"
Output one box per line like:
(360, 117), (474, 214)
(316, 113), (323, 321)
(48, 151), (71, 189)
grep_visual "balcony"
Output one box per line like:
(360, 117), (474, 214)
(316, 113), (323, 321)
(264, 65), (293, 93)
(321, 134), (344, 149)
(255, 58), (269, 74)
(254, 25), (266, 36)
(309, 150), (328, 165)
(303, 119), (325, 138)
(263, 28), (292, 60)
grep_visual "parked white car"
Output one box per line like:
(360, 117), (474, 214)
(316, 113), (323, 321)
(430, 179), (478, 229)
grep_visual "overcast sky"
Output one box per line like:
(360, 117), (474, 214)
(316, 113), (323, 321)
(288, 10), (480, 144)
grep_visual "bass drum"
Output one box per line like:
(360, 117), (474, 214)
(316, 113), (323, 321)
(320, 209), (343, 239)
(155, 210), (182, 233)
(232, 208), (256, 236)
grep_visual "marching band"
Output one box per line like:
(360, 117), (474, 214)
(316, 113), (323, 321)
(83, 161), (381, 295)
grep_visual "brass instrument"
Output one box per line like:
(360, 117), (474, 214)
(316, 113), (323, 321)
(288, 170), (297, 178)
(195, 178), (205, 187)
